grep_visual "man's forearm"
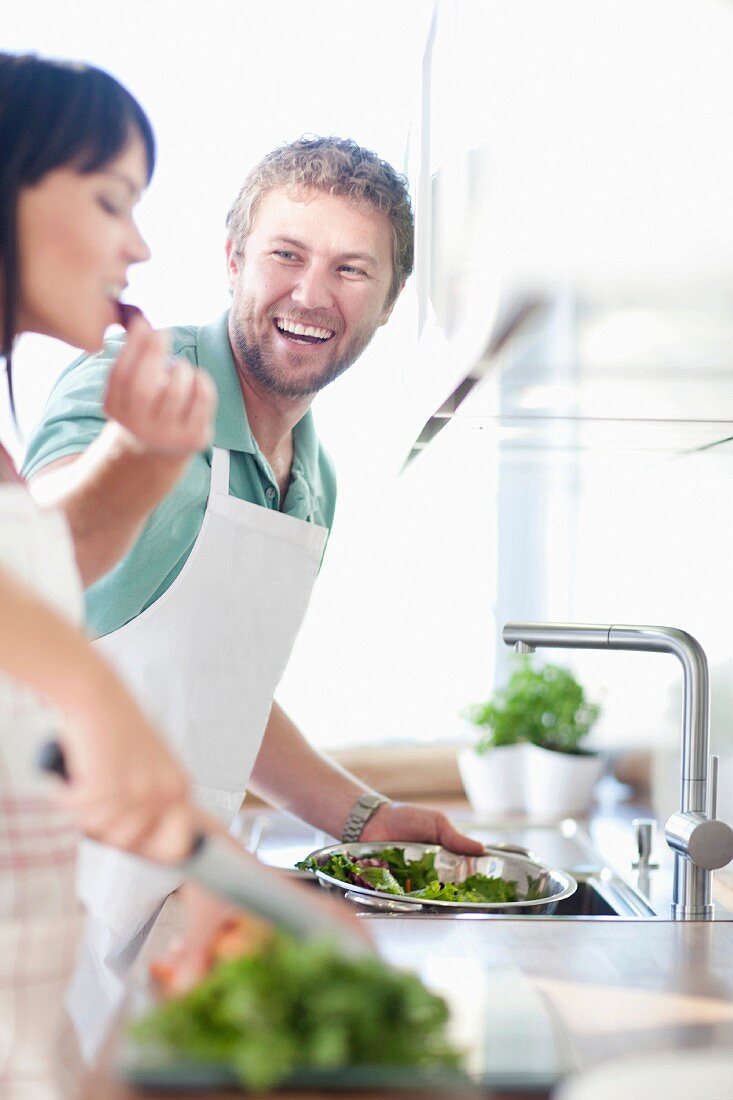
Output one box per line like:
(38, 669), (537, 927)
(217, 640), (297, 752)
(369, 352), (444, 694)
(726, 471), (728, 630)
(248, 701), (377, 839)
(29, 423), (188, 588)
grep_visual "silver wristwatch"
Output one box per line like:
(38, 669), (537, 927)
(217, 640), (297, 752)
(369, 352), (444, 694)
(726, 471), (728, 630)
(340, 792), (389, 843)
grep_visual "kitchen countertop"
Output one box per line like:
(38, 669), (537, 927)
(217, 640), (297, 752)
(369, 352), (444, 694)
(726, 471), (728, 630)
(81, 794), (733, 1098)
(83, 920), (733, 1099)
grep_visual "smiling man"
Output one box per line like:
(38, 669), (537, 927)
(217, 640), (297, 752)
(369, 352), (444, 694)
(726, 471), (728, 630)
(22, 136), (482, 1054)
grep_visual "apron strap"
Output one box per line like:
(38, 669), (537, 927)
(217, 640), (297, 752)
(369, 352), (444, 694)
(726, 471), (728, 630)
(209, 447), (231, 496)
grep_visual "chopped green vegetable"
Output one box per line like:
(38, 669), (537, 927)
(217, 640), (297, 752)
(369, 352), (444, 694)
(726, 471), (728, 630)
(297, 847), (535, 904)
(357, 865), (405, 895)
(459, 874), (518, 902)
(131, 933), (461, 1090)
(296, 853), (406, 893)
(296, 853), (356, 883)
(410, 875), (517, 903)
(367, 846), (438, 891)
(409, 880), (472, 902)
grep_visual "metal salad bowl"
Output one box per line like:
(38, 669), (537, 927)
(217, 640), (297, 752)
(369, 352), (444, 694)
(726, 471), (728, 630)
(303, 841), (577, 914)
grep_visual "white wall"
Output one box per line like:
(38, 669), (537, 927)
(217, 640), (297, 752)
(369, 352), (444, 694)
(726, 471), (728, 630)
(6, 1), (733, 760)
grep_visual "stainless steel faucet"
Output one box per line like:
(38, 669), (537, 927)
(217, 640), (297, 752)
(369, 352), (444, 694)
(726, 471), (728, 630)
(502, 622), (733, 919)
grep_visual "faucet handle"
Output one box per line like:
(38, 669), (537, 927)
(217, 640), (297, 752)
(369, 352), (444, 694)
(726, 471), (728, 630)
(666, 811), (733, 871)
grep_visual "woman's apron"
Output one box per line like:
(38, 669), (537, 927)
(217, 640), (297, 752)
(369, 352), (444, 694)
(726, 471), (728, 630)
(68, 446), (327, 1060)
(0, 485), (85, 1099)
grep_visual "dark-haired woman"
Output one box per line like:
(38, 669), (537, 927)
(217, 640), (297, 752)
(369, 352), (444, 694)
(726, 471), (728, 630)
(0, 54), (373, 1094)
(0, 53), (216, 1098)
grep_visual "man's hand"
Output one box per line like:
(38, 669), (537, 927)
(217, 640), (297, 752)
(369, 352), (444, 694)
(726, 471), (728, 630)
(360, 801), (484, 855)
(103, 313), (217, 458)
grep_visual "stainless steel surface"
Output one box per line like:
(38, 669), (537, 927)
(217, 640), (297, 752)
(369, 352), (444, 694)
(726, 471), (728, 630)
(503, 621), (733, 919)
(344, 872), (655, 920)
(344, 891), (420, 913)
(710, 753), (720, 819)
(632, 818), (658, 869)
(303, 841), (577, 914)
(504, 623), (614, 650)
(665, 812), (733, 871)
(480, 841), (536, 859)
(553, 873), (656, 918)
(237, 807), (733, 922)
(403, 294), (543, 468)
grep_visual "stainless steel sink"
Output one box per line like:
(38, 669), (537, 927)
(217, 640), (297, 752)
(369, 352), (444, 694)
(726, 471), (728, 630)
(332, 869), (658, 920)
(235, 807), (733, 921)
(551, 871), (656, 918)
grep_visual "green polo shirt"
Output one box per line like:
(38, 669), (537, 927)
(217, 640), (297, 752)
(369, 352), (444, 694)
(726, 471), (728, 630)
(22, 311), (337, 637)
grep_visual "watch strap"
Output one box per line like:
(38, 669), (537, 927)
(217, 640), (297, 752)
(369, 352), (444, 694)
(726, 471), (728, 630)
(340, 792), (389, 843)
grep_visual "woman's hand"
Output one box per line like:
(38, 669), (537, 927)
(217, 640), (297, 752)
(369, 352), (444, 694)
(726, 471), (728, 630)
(155, 853), (373, 996)
(103, 312), (217, 459)
(360, 801), (484, 855)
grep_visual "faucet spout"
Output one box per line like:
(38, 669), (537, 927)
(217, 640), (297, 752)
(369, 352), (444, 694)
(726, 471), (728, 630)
(502, 621), (733, 919)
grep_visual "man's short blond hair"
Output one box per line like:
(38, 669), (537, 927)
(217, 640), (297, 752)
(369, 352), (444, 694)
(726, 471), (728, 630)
(225, 135), (414, 308)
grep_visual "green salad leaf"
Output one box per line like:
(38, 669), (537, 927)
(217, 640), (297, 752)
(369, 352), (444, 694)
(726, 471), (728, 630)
(410, 875), (517, 903)
(357, 865), (405, 895)
(459, 874), (518, 902)
(297, 847), (532, 905)
(365, 846), (438, 891)
(131, 933), (461, 1091)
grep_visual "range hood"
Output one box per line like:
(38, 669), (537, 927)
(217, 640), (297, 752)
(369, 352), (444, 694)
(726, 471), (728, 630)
(404, 289), (733, 471)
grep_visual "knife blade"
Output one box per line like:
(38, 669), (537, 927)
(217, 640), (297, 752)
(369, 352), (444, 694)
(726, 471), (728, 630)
(182, 832), (370, 956)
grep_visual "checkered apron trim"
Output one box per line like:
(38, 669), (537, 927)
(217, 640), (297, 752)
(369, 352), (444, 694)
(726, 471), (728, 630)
(0, 485), (85, 1098)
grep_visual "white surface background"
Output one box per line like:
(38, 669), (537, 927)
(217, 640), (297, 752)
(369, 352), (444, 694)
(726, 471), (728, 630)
(4, 1), (494, 751)
(4, 2), (733, 779)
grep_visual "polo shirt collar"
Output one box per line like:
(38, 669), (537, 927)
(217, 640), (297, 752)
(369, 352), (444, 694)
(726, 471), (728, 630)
(196, 311), (255, 454)
(196, 311), (321, 486)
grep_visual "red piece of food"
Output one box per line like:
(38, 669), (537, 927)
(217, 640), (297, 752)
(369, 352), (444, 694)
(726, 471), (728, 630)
(117, 302), (146, 329)
(149, 959), (177, 995)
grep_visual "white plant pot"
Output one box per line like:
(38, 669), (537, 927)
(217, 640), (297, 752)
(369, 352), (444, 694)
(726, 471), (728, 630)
(457, 744), (527, 815)
(524, 742), (604, 819)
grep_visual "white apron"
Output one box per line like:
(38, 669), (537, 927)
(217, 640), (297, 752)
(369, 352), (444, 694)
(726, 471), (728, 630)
(0, 487), (85, 1099)
(69, 446), (327, 1059)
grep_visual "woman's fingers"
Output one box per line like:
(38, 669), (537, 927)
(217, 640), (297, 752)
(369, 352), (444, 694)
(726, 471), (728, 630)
(151, 361), (196, 424)
(53, 711), (196, 864)
(58, 784), (194, 864)
(104, 320), (159, 406)
(136, 802), (196, 865)
(104, 332), (216, 456)
(104, 329), (170, 424)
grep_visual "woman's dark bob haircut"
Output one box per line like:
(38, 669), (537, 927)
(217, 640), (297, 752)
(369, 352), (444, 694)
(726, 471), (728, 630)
(0, 53), (156, 417)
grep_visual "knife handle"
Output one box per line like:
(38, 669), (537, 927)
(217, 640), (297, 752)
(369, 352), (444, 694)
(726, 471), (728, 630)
(38, 739), (209, 857)
(37, 739), (69, 780)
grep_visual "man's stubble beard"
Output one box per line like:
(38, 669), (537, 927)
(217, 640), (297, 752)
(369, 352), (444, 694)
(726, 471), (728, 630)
(230, 304), (380, 400)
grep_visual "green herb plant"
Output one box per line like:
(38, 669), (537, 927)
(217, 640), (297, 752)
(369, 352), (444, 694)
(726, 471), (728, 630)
(464, 657), (600, 755)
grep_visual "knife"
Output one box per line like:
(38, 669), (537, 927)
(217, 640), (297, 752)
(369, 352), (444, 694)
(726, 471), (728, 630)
(38, 741), (371, 957)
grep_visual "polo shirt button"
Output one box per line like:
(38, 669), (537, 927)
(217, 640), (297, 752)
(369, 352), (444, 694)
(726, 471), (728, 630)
(265, 486), (277, 500)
